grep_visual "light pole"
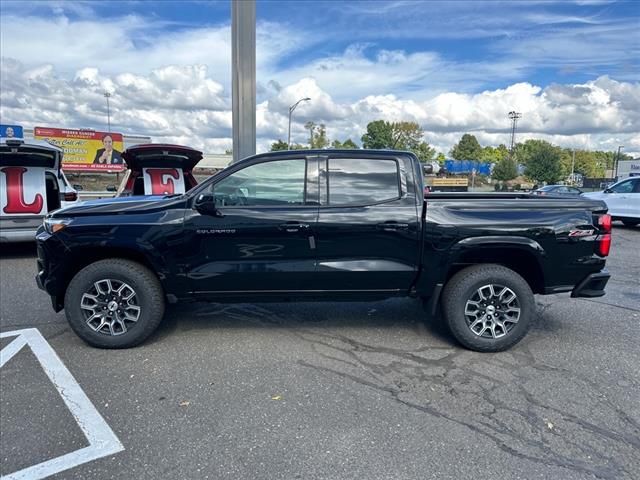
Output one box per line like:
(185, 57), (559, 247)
(288, 97), (310, 148)
(104, 92), (112, 132)
(571, 149), (575, 185)
(614, 145), (624, 179)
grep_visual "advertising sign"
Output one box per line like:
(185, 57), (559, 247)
(0, 124), (24, 138)
(34, 127), (125, 172)
(1, 166), (47, 216)
(142, 168), (185, 195)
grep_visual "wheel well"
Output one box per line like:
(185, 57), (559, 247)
(446, 248), (545, 294)
(59, 248), (159, 304)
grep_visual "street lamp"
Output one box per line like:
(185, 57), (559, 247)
(288, 97), (310, 148)
(614, 145), (624, 179)
(104, 92), (112, 132)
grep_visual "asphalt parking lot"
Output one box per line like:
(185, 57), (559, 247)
(1, 226), (639, 480)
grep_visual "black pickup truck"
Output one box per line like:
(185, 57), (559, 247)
(35, 150), (611, 352)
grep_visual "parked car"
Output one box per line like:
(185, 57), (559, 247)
(533, 185), (583, 196)
(116, 144), (203, 197)
(582, 176), (640, 227)
(1, 138), (79, 242)
(36, 150), (611, 352)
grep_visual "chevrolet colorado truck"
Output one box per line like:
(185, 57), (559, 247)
(35, 150), (612, 352)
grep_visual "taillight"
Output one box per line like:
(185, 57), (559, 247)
(599, 214), (612, 233)
(62, 191), (78, 201)
(597, 234), (611, 256)
(595, 214), (612, 257)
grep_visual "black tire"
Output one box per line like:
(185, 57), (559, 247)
(64, 259), (165, 348)
(441, 264), (535, 352)
(621, 220), (639, 227)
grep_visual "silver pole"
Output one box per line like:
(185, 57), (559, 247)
(287, 97), (310, 148)
(231, 0), (256, 163)
(104, 92), (111, 132)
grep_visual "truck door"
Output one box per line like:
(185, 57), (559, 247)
(314, 154), (421, 292)
(182, 156), (319, 295)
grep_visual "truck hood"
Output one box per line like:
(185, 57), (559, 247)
(122, 144), (203, 171)
(50, 194), (185, 217)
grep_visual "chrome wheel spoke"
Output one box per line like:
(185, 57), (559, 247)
(123, 305), (140, 322)
(81, 278), (141, 337)
(464, 284), (520, 338)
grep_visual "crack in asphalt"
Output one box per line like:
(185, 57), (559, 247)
(291, 329), (639, 480)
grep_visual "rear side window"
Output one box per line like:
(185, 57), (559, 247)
(327, 158), (400, 206)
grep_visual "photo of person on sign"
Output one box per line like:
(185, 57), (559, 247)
(94, 134), (123, 164)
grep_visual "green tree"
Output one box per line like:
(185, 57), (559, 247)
(312, 124), (329, 149)
(270, 139), (289, 151)
(332, 138), (358, 149)
(361, 120), (394, 149)
(492, 157), (518, 181)
(391, 121), (424, 150)
(412, 141), (436, 163)
(524, 141), (563, 184)
(342, 138), (358, 149)
(436, 152), (446, 165)
(450, 134), (482, 160)
(361, 120), (425, 150)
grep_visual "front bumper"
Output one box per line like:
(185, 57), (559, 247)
(571, 270), (610, 298)
(35, 229), (66, 311)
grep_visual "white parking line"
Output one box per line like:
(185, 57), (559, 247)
(0, 328), (124, 480)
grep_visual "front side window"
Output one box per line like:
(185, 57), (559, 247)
(327, 158), (400, 206)
(610, 179), (634, 194)
(211, 159), (306, 206)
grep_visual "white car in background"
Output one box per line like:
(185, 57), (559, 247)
(1, 138), (79, 242)
(582, 176), (640, 227)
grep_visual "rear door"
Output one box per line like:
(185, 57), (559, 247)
(606, 178), (639, 217)
(314, 154), (421, 292)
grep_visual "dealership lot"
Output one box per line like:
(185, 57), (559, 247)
(1, 227), (639, 479)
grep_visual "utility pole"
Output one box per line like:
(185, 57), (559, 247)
(508, 111), (522, 158)
(231, 0), (256, 163)
(614, 145), (624, 179)
(104, 92), (112, 132)
(288, 97), (311, 148)
(571, 149), (575, 185)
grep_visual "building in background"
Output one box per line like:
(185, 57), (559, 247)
(617, 159), (640, 179)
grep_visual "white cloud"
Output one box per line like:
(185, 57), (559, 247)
(5, 57), (637, 156)
(0, 8), (638, 156)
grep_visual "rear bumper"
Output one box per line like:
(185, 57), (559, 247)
(0, 228), (38, 243)
(571, 270), (610, 298)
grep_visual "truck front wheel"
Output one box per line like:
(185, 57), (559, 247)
(441, 264), (535, 352)
(64, 259), (165, 348)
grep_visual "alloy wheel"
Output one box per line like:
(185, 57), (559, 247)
(80, 279), (141, 336)
(464, 284), (521, 339)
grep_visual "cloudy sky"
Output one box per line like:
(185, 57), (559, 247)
(1, 0), (639, 155)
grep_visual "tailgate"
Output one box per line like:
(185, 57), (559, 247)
(122, 144), (203, 171)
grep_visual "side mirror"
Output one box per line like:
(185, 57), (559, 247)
(603, 188), (612, 194)
(106, 185), (117, 192)
(194, 193), (223, 216)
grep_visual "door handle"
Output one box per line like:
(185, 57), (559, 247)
(279, 222), (310, 232)
(376, 222), (410, 231)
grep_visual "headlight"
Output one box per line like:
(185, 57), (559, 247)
(43, 217), (72, 234)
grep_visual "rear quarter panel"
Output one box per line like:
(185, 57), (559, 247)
(417, 197), (608, 295)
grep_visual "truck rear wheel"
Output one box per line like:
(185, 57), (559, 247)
(64, 259), (165, 348)
(441, 264), (535, 352)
